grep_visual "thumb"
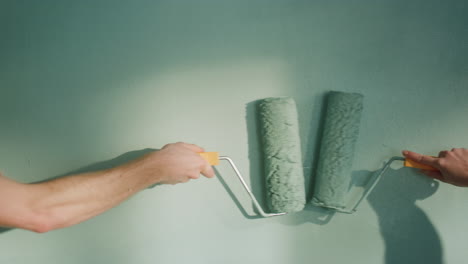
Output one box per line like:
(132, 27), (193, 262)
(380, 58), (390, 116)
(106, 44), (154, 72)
(201, 162), (215, 178)
(402, 150), (440, 169)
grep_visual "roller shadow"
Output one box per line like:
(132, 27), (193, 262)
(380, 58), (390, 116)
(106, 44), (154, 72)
(298, 92), (335, 225)
(366, 167), (443, 264)
(278, 204), (335, 225)
(245, 100), (333, 224)
(0, 148), (156, 234)
(302, 92), (329, 203)
(245, 101), (267, 219)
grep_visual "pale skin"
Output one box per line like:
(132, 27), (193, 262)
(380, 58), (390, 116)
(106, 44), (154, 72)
(403, 148), (468, 187)
(0, 142), (215, 233)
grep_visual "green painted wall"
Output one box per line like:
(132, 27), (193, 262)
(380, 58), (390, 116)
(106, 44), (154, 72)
(1, 1), (467, 263)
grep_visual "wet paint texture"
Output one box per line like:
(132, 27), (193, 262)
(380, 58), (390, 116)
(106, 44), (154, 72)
(258, 97), (305, 213)
(312, 92), (364, 210)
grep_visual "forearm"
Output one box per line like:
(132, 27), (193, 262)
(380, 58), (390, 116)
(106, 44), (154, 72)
(14, 163), (158, 233)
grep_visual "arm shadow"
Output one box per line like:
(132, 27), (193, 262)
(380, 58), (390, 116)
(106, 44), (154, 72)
(364, 167), (443, 264)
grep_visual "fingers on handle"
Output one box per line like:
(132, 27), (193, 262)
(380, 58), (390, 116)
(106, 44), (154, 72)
(439, 151), (448, 158)
(201, 162), (215, 178)
(403, 150), (439, 168)
(181, 142), (205, 153)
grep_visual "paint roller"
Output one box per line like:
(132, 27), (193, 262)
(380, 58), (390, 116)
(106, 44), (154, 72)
(311, 91), (437, 213)
(197, 92), (434, 217)
(199, 97), (306, 217)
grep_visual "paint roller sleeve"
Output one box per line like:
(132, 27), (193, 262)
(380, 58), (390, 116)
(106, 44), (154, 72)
(258, 97), (306, 213)
(311, 91), (364, 211)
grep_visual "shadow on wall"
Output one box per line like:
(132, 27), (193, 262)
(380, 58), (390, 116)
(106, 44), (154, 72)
(0, 148), (156, 235)
(365, 167), (443, 264)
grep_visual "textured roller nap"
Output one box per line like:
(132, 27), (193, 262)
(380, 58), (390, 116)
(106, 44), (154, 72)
(311, 92), (363, 211)
(258, 97), (306, 213)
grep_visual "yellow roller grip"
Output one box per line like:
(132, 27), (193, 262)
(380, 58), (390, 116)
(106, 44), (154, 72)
(404, 158), (438, 171)
(199, 152), (220, 166)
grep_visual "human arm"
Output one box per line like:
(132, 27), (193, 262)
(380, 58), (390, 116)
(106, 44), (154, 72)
(402, 148), (468, 187)
(0, 142), (214, 233)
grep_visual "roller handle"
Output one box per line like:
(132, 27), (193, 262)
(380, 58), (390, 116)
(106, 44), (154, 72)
(198, 152), (284, 217)
(343, 156), (437, 214)
(201, 152), (438, 170)
(404, 157), (438, 171)
(199, 152), (220, 166)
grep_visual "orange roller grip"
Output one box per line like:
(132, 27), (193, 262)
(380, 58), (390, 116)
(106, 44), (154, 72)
(199, 152), (220, 166)
(404, 158), (438, 171)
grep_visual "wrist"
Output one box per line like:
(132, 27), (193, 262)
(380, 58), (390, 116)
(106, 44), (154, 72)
(112, 155), (164, 188)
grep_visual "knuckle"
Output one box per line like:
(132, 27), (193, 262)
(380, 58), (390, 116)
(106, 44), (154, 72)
(435, 159), (445, 168)
(189, 173), (200, 179)
(196, 160), (206, 169)
(451, 148), (460, 153)
(163, 143), (178, 149)
(187, 171), (198, 178)
(180, 178), (189, 183)
(417, 155), (424, 163)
